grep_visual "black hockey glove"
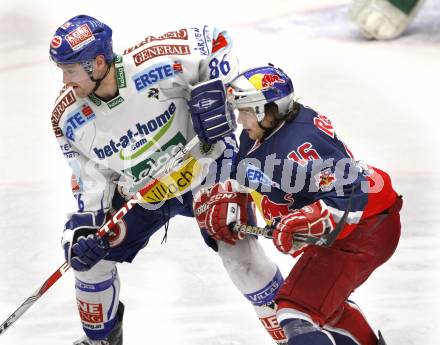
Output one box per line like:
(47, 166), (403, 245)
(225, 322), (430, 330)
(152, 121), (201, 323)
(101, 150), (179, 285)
(62, 213), (110, 271)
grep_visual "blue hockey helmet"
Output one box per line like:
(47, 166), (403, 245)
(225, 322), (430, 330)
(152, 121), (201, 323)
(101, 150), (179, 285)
(49, 15), (113, 64)
(227, 65), (294, 122)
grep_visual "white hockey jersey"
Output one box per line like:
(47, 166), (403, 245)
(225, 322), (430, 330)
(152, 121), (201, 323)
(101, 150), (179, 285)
(51, 25), (238, 215)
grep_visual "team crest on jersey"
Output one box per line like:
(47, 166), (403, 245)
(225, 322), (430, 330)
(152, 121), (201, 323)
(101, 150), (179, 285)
(147, 88), (160, 99)
(314, 168), (337, 192)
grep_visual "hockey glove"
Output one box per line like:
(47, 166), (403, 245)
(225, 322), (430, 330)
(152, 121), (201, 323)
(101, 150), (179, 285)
(193, 180), (247, 245)
(272, 200), (335, 255)
(62, 212), (110, 271)
(189, 79), (237, 144)
(349, 0), (425, 40)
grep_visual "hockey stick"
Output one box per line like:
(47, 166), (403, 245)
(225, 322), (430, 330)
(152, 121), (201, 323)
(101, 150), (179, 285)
(231, 185), (355, 247)
(0, 136), (200, 336)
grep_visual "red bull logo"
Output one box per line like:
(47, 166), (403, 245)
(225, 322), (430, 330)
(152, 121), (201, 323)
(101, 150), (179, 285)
(248, 73), (285, 90)
(261, 194), (293, 221)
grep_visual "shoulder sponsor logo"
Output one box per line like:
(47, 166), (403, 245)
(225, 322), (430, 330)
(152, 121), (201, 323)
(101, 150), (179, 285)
(123, 29), (188, 55)
(313, 114), (335, 138)
(65, 24), (95, 51)
(64, 103), (96, 141)
(52, 90), (76, 137)
(122, 132), (186, 187)
(133, 63), (180, 92)
(93, 102), (176, 160)
(133, 44), (190, 67)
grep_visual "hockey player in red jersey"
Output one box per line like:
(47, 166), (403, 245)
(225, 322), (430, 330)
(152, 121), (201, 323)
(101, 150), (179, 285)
(49, 16), (286, 345)
(194, 65), (402, 345)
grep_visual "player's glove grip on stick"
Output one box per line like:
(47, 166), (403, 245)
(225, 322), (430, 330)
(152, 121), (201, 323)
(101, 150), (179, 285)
(272, 200), (335, 254)
(62, 212), (110, 271)
(193, 180), (247, 245)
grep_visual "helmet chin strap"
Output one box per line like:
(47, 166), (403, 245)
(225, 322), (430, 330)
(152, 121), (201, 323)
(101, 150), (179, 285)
(81, 60), (112, 95)
(89, 62), (112, 94)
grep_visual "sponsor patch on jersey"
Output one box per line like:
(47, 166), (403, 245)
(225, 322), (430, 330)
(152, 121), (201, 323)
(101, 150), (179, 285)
(114, 56), (127, 89)
(93, 102), (176, 160)
(123, 28), (188, 55)
(122, 132), (186, 189)
(246, 163), (280, 189)
(314, 168), (337, 192)
(52, 90), (76, 137)
(260, 194), (293, 221)
(141, 158), (200, 203)
(133, 44), (191, 67)
(191, 25), (211, 56)
(132, 63), (178, 92)
(65, 24), (95, 51)
(63, 103), (96, 142)
(61, 143), (80, 159)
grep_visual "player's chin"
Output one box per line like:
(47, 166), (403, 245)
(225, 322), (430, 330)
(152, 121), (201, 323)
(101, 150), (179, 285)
(72, 87), (88, 98)
(247, 130), (261, 141)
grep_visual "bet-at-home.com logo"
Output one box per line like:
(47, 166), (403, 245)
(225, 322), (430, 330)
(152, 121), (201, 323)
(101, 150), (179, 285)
(122, 132), (186, 190)
(93, 102), (176, 160)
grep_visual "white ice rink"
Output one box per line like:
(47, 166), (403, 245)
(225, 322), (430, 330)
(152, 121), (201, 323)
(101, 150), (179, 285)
(0, 0), (439, 344)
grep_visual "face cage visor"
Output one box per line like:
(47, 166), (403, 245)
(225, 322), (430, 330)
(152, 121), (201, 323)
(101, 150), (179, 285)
(51, 58), (95, 84)
(227, 87), (267, 122)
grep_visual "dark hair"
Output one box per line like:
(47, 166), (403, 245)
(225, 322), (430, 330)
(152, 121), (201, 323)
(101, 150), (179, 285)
(264, 101), (300, 123)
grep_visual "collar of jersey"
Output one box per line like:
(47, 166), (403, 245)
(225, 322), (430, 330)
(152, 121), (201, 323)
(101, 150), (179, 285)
(88, 54), (127, 109)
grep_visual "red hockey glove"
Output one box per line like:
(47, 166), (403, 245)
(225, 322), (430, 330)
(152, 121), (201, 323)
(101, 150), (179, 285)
(272, 200), (335, 254)
(193, 180), (248, 245)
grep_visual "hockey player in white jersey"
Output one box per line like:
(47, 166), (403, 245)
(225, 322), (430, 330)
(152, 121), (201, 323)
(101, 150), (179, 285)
(49, 15), (286, 345)
(350, 0), (426, 39)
